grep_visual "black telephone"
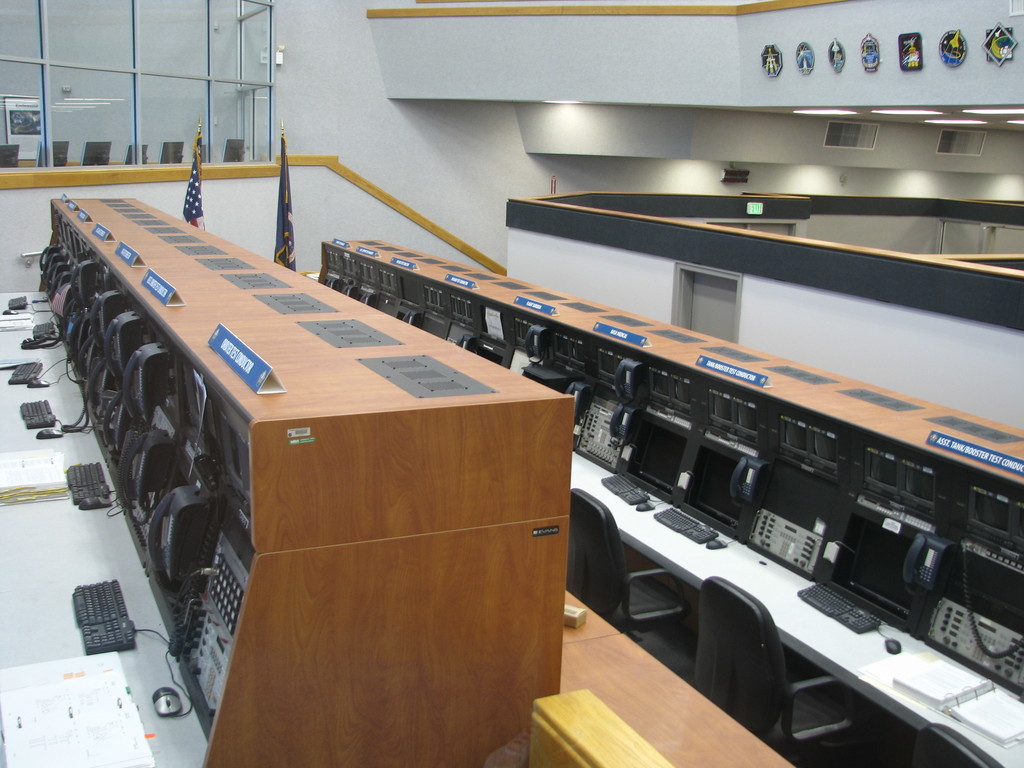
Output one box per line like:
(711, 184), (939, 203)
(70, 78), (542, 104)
(104, 311), (143, 376)
(565, 380), (593, 428)
(614, 358), (648, 402)
(729, 455), (770, 503)
(902, 531), (954, 590)
(525, 324), (551, 362)
(147, 486), (216, 593)
(609, 402), (642, 446)
(122, 342), (170, 421)
(120, 428), (177, 522)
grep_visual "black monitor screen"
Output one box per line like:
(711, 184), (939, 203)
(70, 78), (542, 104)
(81, 141), (111, 166)
(420, 313), (449, 339)
(0, 144), (18, 167)
(759, 461), (840, 531)
(969, 485), (1014, 538)
(865, 447), (898, 492)
(692, 446), (740, 529)
(834, 515), (914, 621)
(223, 138), (245, 162)
(625, 418), (688, 496)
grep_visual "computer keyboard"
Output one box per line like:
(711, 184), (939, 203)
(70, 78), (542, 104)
(654, 507), (720, 544)
(8, 361), (42, 385)
(33, 321), (57, 339)
(8, 296), (27, 311)
(798, 583), (882, 634)
(601, 474), (650, 506)
(72, 579), (136, 654)
(20, 399), (56, 429)
(67, 462), (112, 508)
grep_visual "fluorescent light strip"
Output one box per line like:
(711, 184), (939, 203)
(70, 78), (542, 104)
(923, 119), (987, 125)
(962, 108), (1024, 115)
(872, 109), (944, 116)
(793, 109), (857, 115)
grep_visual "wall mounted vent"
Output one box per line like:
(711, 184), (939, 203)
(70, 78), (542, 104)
(1011, 0), (1024, 16)
(823, 121), (878, 149)
(936, 129), (986, 156)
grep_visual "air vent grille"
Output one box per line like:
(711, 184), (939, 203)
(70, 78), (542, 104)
(824, 121), (878, 149)
(359, 355), (495, 398)
(1011, 0), (1024, 17)
(936, 129), (986, 156)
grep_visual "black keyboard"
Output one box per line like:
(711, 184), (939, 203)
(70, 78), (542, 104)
(8, 361), (42, 385)
(33, 321), (57, 339)
(72, 579), (136, 654)
(654, 507), (720, 544)
(601, 474), (649, 505)
(8, 296), (27, 311)
(798, 583), (882, 634)
(67, 462), (112, 507)
(20, 399), (56, 429)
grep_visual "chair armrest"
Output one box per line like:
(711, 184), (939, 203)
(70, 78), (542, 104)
(781, 675), (855, 742)
(622, 568), (690, 623)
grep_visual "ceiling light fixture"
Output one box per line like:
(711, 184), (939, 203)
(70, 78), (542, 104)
(962, 108), (1024, 115)
(544, 100), (581, 104)
(872, 109), (944, 115)
(923, 119), (987, 125)
(793, 109), (857, 115)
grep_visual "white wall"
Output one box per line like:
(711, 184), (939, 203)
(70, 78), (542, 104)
(507, 228), (1024, 429)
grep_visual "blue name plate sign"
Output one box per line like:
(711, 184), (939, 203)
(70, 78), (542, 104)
(332, 238), (350, 248)
(78, 210), (91, 222)
(356, 246), (379, 257)
(91, 223), (114, 242)
(66, 200), (77, 211)
(928, 431), (1024, 478)
(208, 324), (285, 394)
(61, 194), (69, 202)
(391, 256), (418, 271)
(445, 273), (478, 290)
(696, 355), (770, 388)
(592, 322), (650, 348)
(513, 295), (558, 316)
(115, 241), (145, 267)
(142, 269), (185, 307)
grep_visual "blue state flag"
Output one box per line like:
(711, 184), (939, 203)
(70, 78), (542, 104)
(274, 134), (295, 270)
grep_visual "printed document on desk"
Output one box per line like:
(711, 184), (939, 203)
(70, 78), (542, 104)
(0, 449), (67, 504)
(0, 652), (155, 768)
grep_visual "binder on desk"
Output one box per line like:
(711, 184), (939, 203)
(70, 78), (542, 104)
(0, 449), (67, 504)
(892, 659), (994, 709)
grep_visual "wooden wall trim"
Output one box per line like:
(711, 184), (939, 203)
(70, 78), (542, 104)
(370, 0), (852, 18)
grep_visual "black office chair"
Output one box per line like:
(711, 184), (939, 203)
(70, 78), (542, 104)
(694, 576), (862, 758)
(566, 488), (689, 630)
(912, 723), (1001, 768)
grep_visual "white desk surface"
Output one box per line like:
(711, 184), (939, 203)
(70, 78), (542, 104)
(0, 293), (207, 767)
(572, 454), (1024, 767)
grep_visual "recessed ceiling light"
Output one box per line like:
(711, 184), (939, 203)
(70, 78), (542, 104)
(962, 108), (1024, 115)
(544, 100), (581, 104)
(793, 109), (858, 115)
(1008, 120), (1024, 125)
(872, 109), (944, 115)
(923, 119), (988, 125)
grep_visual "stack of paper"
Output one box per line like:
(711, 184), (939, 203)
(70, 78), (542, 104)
(0, 314), (34, 333)
(0, 653), (155, 768)
(0, 449), (68, 504)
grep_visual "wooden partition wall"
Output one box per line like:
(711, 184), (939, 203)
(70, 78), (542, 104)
(52, 198), (572, 767)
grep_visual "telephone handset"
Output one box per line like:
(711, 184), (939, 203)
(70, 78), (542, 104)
(525, 325), (551, 362)
(729, 456), (770, 503)
(122, 342), (169, 421)
(902, 531), (954, 590)
(104, 311), (143, 376)
(614, 358), (648, 402)
(120, 428), (176, 523)
(609, 402), (642, 446)
(565, 381), (593, 433)
(147, 486), (216, 593)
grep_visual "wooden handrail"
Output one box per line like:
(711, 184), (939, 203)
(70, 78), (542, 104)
(0, 155), (505, 275)
(370, 0), (851, 18)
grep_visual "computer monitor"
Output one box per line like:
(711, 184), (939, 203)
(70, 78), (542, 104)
(81, 141), (111, 166)
(160, 141), (184, 164)
(420, 313), (449, 340)
(687, 444), (743, 533)
(0, 144), (18, 167)
(830, 514), (917, 626)
(52, 140), (69, 167)
(863, 444), (937, 517)
(757, 460), (842, 534)
(624, 416), (689, 497)
(223, 139), (245, 162)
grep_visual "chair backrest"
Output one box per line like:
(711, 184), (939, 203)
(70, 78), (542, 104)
(693, 576), (787, 735)
(912, 724), (1001, 768)
(566, 488), (627, 617)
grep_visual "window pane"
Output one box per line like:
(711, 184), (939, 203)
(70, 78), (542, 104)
(139, 0), (207, 76)
(0, 0), (41, 59)
(50, 67), (133, 166)
(210, 0), (240, 79)
(140, 75), (207, 165)
(212, 81), (269, 162)
(47, 0), (133, 69)
(0, 62), (43, 165)
(240, 3), (271, 83)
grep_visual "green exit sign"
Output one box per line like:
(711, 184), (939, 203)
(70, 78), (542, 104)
(746, 202), (764, 215)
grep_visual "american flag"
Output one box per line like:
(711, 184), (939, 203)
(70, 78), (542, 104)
(183, 128), (205, 229)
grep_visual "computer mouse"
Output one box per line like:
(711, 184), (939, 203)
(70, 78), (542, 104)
(885, 638), (902, 655)
(27, 378), (49, 388)
(79, 496), (112, 510)
(705, 538), (727, 550)
(152, 687), (183, 717)
(635, 501), (654, 511)
(36, 428), (64, 439)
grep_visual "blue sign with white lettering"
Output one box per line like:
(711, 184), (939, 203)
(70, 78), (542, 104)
(67, 200), (77, 211)
(445, 274), (478, 290)
(513, 295), (558, 316)
(92, 224), (113, 242)
(61, 194), (69, 202)
(208, 324), (285, 394)
(928, 431), (1024, 478)
(696, 355), (770, 388)
(142, 269), (184, 306)
(391, 256), (418, 271)
(332, 238), (350, 248)
(593, 322), (650, 348)
(115, 241), (143, 267)
(78, 210), (90, 222)
(356, 246), (379, 257)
